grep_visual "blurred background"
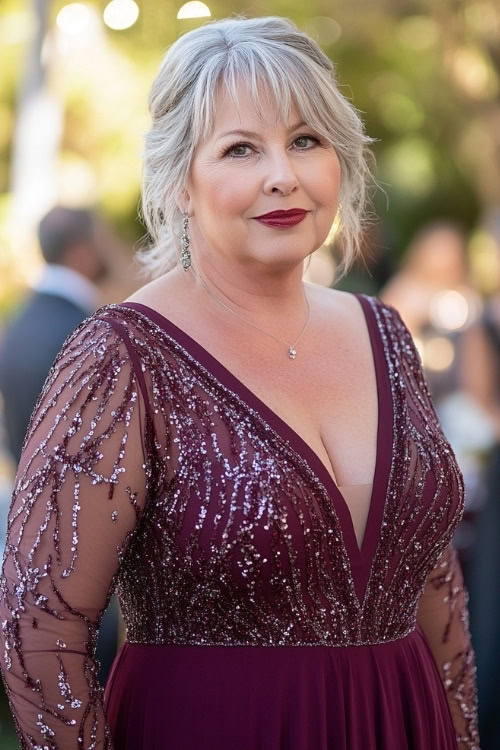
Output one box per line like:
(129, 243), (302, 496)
(0, 1), (499, 747)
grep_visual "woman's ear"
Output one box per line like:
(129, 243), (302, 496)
(177, 188), (193, 216)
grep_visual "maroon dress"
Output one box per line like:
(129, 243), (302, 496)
(0, 294), (480, 749)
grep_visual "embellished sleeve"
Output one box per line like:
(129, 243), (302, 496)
(0, 314), (153, 749)
(417, 543), (480, 750)
(382, 300), (480, 749)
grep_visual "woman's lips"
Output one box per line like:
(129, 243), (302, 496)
(254, 212), (308, 228)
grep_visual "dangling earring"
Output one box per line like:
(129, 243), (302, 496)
(180, 211), (191, 270)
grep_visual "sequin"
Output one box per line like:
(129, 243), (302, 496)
(0, 295), (479, 749)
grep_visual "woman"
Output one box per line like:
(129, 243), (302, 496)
(0, 16), (479, 750)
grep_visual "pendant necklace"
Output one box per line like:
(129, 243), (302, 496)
(190, 264), (310, 360)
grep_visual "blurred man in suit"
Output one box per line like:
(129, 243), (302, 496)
(0, 206), (119, 687)
(0, 206), (109, 463)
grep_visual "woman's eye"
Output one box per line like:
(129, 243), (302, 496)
(293, 135), (319, 149)
(224, 143), (253, 158)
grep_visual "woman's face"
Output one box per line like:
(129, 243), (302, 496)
(184, 80), (341, 271)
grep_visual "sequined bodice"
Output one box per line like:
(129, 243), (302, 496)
(0, 294), (479, 749)
(107, 298), (462, 647)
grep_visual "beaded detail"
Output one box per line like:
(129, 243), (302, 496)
(0, 295), (479, 749)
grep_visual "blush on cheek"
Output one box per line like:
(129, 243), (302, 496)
(211, 183), (252, 218)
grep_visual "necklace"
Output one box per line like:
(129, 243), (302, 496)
(190, 264), (311, 359)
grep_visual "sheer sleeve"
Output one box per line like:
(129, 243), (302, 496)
(0, 314), (154, 749)
(382, 300), (480, 749)
(417, 542), (480, 749)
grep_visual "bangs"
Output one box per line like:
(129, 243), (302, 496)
(191, 45), (336, 148)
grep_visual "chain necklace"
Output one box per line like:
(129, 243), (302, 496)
(190, 264), (311, 359)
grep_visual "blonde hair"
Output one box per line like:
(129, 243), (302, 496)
(137, 15), (378, 281)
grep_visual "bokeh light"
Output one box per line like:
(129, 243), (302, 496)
(177, 2), (211, 20)
(423, 336), (455, 371)
(376, 92), (425, 133)
(396, 15), (439, 51)
(304, 17), (342, 47)
(379, 138), (436, 196)
(0, 10), (34, 44)
(429, 290), (470, 331)
(56, 3), (93, 35)
(464, 1), (500, 40)
(446, 45), (498, 100)
(103, 0), (140, 31)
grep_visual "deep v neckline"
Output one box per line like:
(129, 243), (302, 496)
(118, 294), (394, 603)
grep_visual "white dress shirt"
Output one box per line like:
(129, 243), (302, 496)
(35, 264), (100, 315)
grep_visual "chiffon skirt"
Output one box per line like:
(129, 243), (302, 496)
(103, 624), (458, 749)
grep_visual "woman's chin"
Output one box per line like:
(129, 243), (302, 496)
(247, 248), (316, 270)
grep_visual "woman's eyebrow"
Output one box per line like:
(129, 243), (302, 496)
(216, 120), (307, 141)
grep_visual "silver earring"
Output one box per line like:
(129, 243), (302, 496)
(180, 211), (191, 270)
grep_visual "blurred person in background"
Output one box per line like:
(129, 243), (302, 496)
(0, 205), (108, 464)
(380, 221), (493, 574)
(0, 205), (120, 688)
(461, 209), (500, 750)
(380, 220), (475, 397)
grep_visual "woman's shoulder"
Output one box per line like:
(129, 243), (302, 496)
(45, 304), (148, 388)
(81, 289), (177, 347)
(308, 283), (422, 370)
(41, 300), (175, 410)
(305, 282), (402, 328)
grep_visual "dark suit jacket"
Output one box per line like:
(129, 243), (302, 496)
(0, 292), (89, 464)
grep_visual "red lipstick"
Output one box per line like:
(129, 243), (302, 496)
(253, 209), (308, 228)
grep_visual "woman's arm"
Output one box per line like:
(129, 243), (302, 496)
(0, 316), (152, 749)
(382, 299), (481, 749)
(417, 542), (480, 750)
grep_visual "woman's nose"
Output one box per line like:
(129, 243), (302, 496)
(262, 151), (300, 195)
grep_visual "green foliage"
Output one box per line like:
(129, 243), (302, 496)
(1, 1), (498, 269)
